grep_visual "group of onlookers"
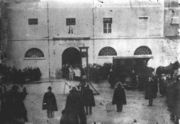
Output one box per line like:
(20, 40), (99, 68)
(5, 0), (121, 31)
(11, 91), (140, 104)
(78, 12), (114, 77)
(0, 64), (41, 84)
(144, 73), (180, 124)
(42, 78), (95, 124)
(165, 75), (180, 124)
(62, 64), (83, 81)
(0, 84), (28, 124)
(1, 66), (179, 124)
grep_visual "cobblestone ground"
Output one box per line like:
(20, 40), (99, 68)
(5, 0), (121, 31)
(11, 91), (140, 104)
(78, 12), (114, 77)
(23, 80), (173, 124)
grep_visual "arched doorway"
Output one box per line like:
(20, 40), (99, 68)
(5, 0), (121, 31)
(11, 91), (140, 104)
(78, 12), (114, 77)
(62, 47), (81, 66)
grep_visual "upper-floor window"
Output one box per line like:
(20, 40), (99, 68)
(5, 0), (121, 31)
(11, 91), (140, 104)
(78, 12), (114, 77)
(66, 18), (76, 34)
(28, 18), (38, 25)
(138, 16), (148, 36)
(103, 18), (112, 34)
(66, 18), (76, 25)
(138, 17), (148, 28)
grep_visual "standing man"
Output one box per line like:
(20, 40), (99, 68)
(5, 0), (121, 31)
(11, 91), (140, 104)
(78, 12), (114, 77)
(108, 68), (116, 88)
(68, 65), (74, 81)
(62, 87), (86, 124)
(112, 82), (126, 112)
(159, 74), (167, 96)
(145, 76), (156, 106)
(83, 85), (95, 115)
(42, 86), (58, 118)
(171, 76), (180, 123)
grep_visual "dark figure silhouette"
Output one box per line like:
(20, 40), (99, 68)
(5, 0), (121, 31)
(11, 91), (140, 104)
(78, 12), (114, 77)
(83, 85), (95, 115)
(60, 87), (86, 124)
(42, 86), (58, 118)
(112, 82), (127, 112)
(145, 77), (156, 106)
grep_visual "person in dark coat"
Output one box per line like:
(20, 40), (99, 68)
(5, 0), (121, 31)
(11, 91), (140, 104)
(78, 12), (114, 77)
(152, 75), (158, 98)
(108, 69), (116, 88)
(19, 87), (28, 122)
(171, 76), (180, 123)
(0, 86), (2, 123)
(42, 86), (58, 118)
(0, 85), (9, 123)
(145, 77), (156, 106)
(112, 82), (127, 112)
(61, 87), (86, 124)
(83, 85), (95, 115)
(159, 74), (167, 96)
(1, 85), (27, 123)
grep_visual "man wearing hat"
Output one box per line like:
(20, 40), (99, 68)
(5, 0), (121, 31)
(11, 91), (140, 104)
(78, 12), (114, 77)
(42, 86), (58, 118)
(112, 82), (127, 112)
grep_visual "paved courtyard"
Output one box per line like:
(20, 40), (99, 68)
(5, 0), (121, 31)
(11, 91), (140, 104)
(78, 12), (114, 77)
(23, 80), (173, 124)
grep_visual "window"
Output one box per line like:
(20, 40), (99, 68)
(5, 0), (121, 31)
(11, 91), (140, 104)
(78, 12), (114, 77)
(139, 17), (148, 20)
(28, 18), (38, 25)
(134, 46), (152, 55)
(138, 17), (148, 29)
(66, 18), (76, 34)
(138, 16), (148, 36)
(25, 48), (44, 58)
(103, 18), (112, 33)
(66, 18), (76, 25)
(98, 47), (117, 56)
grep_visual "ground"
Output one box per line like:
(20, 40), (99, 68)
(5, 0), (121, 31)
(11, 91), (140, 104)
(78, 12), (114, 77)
(23, 79), (173, 124)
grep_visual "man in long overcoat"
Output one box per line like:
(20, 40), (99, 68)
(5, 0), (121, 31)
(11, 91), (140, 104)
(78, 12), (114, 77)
(145, 77), (156, 106)
(159, 74), (167, 96)
(42, 86), (58, 118)
(108, 69), (116, 88)
(171, 76), (180, 123)
(83, 85), (95, 115)
(112, 82), (126, 112)
(61, 87), (86, 124)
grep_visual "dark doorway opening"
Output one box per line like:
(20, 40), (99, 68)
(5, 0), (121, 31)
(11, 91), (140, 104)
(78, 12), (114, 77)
(62, 47), (81, 66)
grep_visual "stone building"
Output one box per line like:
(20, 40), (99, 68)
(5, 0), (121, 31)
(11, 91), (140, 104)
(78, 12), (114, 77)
(3, 0), (180, 78)
(0, 0), (8, 63)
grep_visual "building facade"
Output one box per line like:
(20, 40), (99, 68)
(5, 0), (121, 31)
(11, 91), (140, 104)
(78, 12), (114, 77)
(4, 0), (180, 78)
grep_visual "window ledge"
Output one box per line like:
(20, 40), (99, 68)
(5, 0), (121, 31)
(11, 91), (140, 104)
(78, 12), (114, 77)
(98, 56), (116, 59)
(24, 57), (45, 60)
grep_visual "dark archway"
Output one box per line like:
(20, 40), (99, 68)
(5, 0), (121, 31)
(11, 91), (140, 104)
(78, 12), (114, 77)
(62, 47), (81, 66)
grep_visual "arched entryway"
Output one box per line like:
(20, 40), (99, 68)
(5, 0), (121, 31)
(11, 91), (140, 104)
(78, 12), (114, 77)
(62, 47), (81, 66)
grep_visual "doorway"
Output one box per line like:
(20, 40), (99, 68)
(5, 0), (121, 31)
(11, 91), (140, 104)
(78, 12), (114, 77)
(62, 47), (81, 66)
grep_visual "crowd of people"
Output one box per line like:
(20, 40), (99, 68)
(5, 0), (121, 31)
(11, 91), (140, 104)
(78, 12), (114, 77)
(60, 80), (95, 124)
(0, 85), (28, 124)
(0, 64), (41, 84)
(165, 75), (180, 124)
(0, 63), (180, 124)
(61, 63), (112, 83)
(62, 64), (84, 81)
(42, 78), (95, 124)
(60, 79), (95, 124)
